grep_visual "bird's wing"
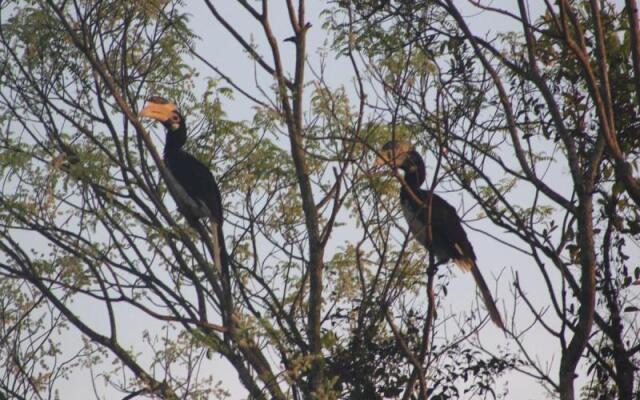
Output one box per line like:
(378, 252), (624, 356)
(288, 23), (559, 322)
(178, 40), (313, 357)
(170, 152), (224, 223)
(417, 190), (476, 263)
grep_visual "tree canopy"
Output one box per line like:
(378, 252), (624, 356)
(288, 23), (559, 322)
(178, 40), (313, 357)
(0, 1), (639, 399)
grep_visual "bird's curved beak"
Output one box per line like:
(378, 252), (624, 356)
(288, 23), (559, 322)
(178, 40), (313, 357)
(374, 142), (413, 169)
(371, 150), (393, 176)
(373, 151), (390, 167)
(139, 102), (177, 123)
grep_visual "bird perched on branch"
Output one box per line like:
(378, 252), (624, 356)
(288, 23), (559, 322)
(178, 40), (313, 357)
(374, 140), (504, 330)
(140, 96), (232, 334)
(139, 96), (228, 268)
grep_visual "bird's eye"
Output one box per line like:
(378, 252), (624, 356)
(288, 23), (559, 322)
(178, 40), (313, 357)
(170, 113), (180, 122)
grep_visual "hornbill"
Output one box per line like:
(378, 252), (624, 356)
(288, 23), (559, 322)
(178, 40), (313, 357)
(139, 97), (230, 296)
(374, 140), (505, 330)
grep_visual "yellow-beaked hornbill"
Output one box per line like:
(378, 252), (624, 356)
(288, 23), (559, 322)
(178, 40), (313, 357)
(139, 96), (229, 281)
(375, 140), (505, 330)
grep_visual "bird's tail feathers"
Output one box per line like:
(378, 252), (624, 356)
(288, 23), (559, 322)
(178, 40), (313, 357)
(469, 261), (505, 330)
(209, 219), (228, 268)
(210, 219), (231, 333)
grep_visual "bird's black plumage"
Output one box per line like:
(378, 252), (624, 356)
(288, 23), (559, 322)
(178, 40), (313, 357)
(376, 141), (504, 329)
(162, 115), (224, 226)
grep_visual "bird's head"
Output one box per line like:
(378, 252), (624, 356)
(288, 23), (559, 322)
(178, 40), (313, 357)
(374, 140), (425, 185)
(374, 140), (418, 171)
(139, 96), (184, 132)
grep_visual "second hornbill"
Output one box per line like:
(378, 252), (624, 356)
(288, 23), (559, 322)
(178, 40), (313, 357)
(139, 96), (228, 270)
(375, 140), (504, 330)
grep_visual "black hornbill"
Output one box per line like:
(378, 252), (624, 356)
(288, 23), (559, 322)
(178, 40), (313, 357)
(375, 140), (504, 330)
(139, 96), (229, 271)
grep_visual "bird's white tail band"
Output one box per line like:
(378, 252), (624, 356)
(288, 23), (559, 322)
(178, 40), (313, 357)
(454, 257), (474, 272)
